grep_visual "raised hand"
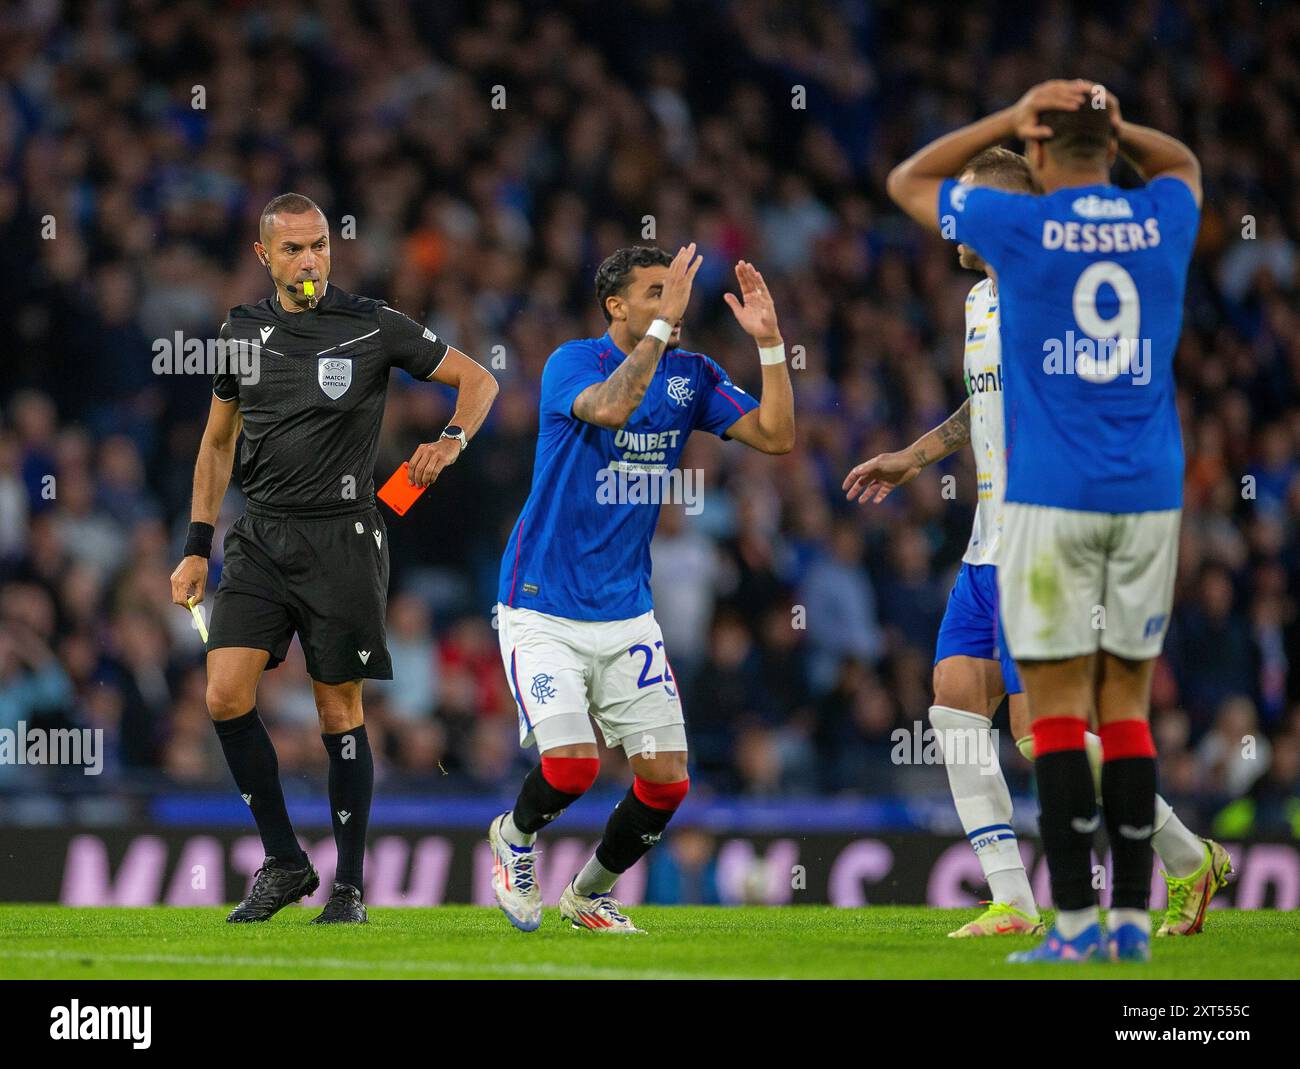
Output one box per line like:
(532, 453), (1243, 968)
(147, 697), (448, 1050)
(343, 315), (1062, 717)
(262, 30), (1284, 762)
(723, 261), (781, 346)
(1008, 79), (1092, 142)
(1101, 86), (1123, 132)
(657, 243), (702, 327)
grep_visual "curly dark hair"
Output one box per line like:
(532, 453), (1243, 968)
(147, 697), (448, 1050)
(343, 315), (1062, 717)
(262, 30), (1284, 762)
(594, 246), (673, 322)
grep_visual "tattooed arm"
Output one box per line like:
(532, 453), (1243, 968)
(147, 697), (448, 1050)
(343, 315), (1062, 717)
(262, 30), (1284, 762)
(918, 399), (972, 465)
(572, 331), (672, 430)
(572, 243), (702, 430)
(843, 399), (970, 505)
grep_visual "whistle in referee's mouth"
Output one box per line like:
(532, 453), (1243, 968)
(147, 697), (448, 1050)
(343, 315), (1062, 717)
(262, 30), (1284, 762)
(301, 278), (317, 307)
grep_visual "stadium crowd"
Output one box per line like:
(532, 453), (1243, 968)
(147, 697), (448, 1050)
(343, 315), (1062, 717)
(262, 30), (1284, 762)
(1, 0), (1299, 836)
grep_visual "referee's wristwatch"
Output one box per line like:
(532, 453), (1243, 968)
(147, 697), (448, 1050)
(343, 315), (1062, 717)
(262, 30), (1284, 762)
(440, 424), (468, 452)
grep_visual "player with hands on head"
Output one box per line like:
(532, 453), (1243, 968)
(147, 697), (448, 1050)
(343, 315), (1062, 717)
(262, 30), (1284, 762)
(887, 79), (1208, 962)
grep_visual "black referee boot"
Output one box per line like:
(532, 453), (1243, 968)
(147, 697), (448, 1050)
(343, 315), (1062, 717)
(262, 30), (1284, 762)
(226, 857), (320, 923)
(311, 882), (368, 924)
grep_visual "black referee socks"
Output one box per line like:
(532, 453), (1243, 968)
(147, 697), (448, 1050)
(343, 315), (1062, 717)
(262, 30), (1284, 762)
(322, 725), (373, 891)
(213, 708), (306, 866)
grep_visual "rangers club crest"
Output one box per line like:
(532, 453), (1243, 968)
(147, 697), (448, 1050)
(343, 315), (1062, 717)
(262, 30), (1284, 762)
(318, 357), (352, 399)
(666, 375), (695, 407)
(530, 673), (557, 704)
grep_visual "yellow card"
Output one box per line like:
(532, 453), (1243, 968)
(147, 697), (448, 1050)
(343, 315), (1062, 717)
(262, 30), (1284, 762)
(187, 597), (209, 643)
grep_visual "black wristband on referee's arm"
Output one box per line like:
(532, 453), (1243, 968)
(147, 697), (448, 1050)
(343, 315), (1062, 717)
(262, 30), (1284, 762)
(184, 522), (215, 559)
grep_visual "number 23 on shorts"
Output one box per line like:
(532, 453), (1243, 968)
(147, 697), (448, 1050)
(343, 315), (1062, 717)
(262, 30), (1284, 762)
(629, 641), (675, 694)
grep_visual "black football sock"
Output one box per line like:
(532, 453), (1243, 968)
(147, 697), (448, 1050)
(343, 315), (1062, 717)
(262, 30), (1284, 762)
(593, 786), (680, 875)
(1032, 717), (1099, 913)
(214, 708), (305, 866)
(1099, 720), (1158, 911)
(322, 725), (374, 891)
(510, 761), (589, 834)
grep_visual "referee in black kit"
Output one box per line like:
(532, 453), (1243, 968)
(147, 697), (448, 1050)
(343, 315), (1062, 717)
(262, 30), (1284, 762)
(169, 194), (498, 924)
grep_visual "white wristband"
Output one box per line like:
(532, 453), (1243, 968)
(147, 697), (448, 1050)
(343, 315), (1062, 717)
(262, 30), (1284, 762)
(758, 341), (786, 365)
(646, 318), (673, 343)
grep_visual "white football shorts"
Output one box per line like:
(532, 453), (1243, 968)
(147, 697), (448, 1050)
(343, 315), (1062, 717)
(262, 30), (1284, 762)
(496, 603), (687, 755)
(998, 504), (1181, 662)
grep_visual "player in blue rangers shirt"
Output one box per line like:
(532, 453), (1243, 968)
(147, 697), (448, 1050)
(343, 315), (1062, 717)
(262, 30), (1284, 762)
(849, 148), (1228, 942)
(887, 80), (1204, 963)
(488, 244), (794, 933)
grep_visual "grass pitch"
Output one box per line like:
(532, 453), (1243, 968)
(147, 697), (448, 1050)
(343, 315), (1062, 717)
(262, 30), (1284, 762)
(0, 905), (1296, 979)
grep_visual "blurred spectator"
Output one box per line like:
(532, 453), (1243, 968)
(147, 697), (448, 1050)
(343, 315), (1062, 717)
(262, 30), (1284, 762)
(650, 503), (720, 687)
(815, 658), (899, 794)
(0, 431), (28, 560)
(875, 525), (947, 655)
(374, 593), (441, 721)
(0, 623), (73, 734)
(645, 827), (722, 905)
(800, 519), (883, 692)
(1196, 696), (1272, 798)
(1167, 563), (1259, 728)
(688, 611), (765, 777)
(0, 0), (1296, 811)
(1213, 729), (1300, 839)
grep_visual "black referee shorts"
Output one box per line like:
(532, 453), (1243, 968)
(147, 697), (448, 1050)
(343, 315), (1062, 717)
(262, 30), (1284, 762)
(207, 501), (392, 684)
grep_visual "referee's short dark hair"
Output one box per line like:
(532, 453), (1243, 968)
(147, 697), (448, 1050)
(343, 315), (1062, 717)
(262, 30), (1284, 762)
(260, 193), (324, 241)
(595, 246), (673, 322)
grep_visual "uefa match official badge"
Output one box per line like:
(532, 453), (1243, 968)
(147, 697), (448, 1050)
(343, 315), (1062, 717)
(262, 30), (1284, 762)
(318, 357), (352, 399)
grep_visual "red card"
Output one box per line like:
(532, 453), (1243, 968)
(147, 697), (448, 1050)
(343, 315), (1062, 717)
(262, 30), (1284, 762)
(377, 463), (427, 516)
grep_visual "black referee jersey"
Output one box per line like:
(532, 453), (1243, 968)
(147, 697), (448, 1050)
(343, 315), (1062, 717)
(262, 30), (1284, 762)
(212, 282), (448, 510)
(206, 283), (448, 682)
